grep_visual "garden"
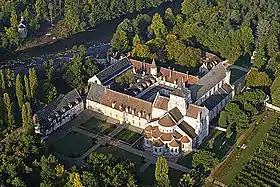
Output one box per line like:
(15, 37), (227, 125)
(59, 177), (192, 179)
(81, 117), (116, 135)
(115, 128), (142, 144)
(50, 131), (96, 158)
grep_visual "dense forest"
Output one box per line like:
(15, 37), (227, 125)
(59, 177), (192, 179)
(0, 0), (172, 55)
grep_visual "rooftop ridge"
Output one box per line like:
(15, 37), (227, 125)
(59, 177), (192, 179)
(108, 86), (153, 105)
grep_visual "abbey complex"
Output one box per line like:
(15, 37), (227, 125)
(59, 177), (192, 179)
(34, 54), (234, 156)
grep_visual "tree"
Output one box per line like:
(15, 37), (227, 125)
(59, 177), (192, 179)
(3, 93), (15, 129)
(43, 83), (57, 104)
(67, 172), (82, 187)
(48, 3), (54, 25)
(178, 174), (195, 187)
(218, 111), (228, 127)
(226, 124), (231, 139)
(272, 87), (280, 107)
(6, 69), (14, 88)
(252, 47), (267, 69)
(0, 96), (4, 124)
(85, 58), (99, 78)
(21, 103), (28, 131)
(246, 68), (271, 87)
(24, 75), (31, 102)
(0, 69), (5, 90)
(155, 157), (170, 187)
(10, 12), (18, 28)
(16, 74), (24, 108)
(2, 27), (20, 50)
(111, 29), (130, 51)
(149, 13), (167, 39)
(192, 150), (218, 172)
(270, 75), (280, 94)
(29, 68), (38, 102)
(22, 102), (33, 133)
(267, 35), (279, 57)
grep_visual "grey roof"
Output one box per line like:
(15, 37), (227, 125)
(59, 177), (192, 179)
(171, 86), (191, 98)
(36, 89), (82, 123)
(95, 58), (131, 84)
(201, 83), (233, 110)
(169, 107), (183, 122)
(190, 63), (227, 101)
(87, 83), (106, 102)
(178, 121), (197, 139)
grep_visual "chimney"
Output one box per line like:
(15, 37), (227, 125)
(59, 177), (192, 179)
(119, 104), (123, 111)
(169, 66), (171, 78)
(181, 76), (184, 84)
(186, 71), (189, 81)
(112, 101), (116, 108)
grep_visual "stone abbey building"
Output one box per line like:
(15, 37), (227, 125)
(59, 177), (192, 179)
(86, 57), (234, 156)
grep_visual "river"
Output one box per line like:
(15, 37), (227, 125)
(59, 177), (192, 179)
(1, 1), (182, 62)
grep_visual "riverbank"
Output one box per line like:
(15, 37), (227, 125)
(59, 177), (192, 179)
(0, 1), (182, 63)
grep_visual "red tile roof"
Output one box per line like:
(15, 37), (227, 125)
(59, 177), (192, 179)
(181, 136), (190, 143)
(151, 126), (161, 138)
(145, 133), (152, 138)
(130, 58), (198, 85)
(169, 139), (180, 147)
(161, 133), (173, 141)
(159, 67), (198, 85)
(145, 125), (152, 132)
(158, 114), (176, 127)
(186, 104), (203, 119)
(154, 95), (169, 110)
(153, 139), (164, 147)
(100, 89), (152, 116)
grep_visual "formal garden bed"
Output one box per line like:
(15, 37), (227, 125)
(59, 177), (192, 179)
(81, 117), (116, 135)
(51, 131), (96, 158)
(115, 129), (142, 144)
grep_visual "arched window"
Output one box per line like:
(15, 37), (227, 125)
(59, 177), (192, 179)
(171, 148), (173, 152)
(159, 148), (161, 152)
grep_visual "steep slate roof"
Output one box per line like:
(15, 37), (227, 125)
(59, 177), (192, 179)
(95, 58), (131, 84)
(171, 86), (191, 98)
(178, 121), (197, 139)
(36, 89), (82, 122)
(153, 95), (169, 110)
(202, 83), (233, 110)
(169, 107), (183, 122)
(158, 114), (176, 127)
(190, 63), (227, 101)
(87, 83), (106, 102)
(186, 104), (203, 119)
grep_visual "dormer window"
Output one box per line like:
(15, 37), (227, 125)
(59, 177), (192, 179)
(55, 112), (59, 117)
(74, 99), (79, 104)
(48, 117), (52, 122)
(68, 103), (73, 108)
(61, 107), (66, 113)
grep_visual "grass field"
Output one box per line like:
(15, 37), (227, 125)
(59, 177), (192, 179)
(51, 131), (95, 158)
(115, 129), (142, 144)
(81, 117), (116, 135)
(220, 111), (278, 185)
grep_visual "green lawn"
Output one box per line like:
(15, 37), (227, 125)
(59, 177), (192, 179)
(51, 131), (95, 158)
(81, 117), (116, 135)
(115, 129), (142, 144)
(230, 69), (247, 84)
(221, 111), (279, 185)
